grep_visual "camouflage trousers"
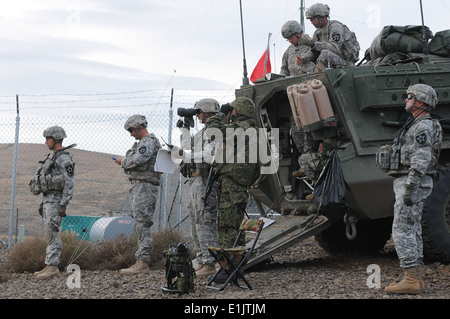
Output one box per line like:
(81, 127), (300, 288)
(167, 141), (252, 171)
(42, 193), (64, 266)
(217, 176), (249, 248)
(317, 50), (354, 69)
(392, 175), (433, 268)
(189, 176), (219, 265)
(130, 182), (158, 264)
(299, 152), (325, 181)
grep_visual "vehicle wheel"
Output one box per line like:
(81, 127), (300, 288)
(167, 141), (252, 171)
(422, 168), (450, 263)
(315, 217), (392, 255)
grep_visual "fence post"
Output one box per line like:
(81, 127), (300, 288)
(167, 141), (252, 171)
(8, 95), (20, 249)
(163, 88), (174, 228)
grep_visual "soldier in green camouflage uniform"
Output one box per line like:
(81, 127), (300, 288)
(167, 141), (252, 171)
(296, 3), (360, 71)
(31, 126), (75, 280)
(115, 114), (161, 275)
(381, 84), (442, 294)
(205, 97), (260, 248)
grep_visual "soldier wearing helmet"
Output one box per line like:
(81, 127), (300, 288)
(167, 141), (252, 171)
(280, 20), (316, 76)
(115, 114), (162, 275)
(31, 125), (75, 280)
(171, 98), (221, 277)
(296, 3), (360, 71)
(382, 84), (442, 295)
(205, 97), (260, 283)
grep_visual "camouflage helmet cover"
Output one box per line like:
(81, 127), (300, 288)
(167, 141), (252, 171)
(281, 20), (303, 39)
(124, 114), (148, 131)
(407, 84), (438, 109)
(305, 3), (330, 19)
(194, 98), (220, 113)
(43, 125), (66, 140)
(230, 97), (255, 117)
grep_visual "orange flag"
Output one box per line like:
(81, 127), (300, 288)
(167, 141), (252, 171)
(250, 49), (271, 83)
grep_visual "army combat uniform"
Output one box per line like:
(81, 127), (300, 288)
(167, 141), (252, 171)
(30, 125), (74, 280)
(206, 97), (260, 248)
(122, 133), (161, 265)
(377, 84), (442, 294)
(280, 20), (316, 76)
(302, 3), (360, 70)
(391, 114), (442, 269)
(40, 151), (75, 266)
(187, 128), (219, 268)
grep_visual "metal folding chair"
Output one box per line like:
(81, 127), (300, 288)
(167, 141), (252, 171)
(206, 218), (265, 291)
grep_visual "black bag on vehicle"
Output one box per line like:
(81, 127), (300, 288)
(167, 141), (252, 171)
(313, 150), (348, 221)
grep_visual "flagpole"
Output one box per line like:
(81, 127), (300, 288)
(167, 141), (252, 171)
(263, 33), (272, 77)
(239, 0), (249, 86)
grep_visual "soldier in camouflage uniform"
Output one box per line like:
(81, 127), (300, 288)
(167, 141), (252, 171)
(382, 84), (442, 294)
(173, 98), (221, 277)
(32, 126), (75, 280)
(205, 97), (260, 249)
(296, 3), (360, 71)
(280, 20), (316, 76)
(115, 114), (161, 275)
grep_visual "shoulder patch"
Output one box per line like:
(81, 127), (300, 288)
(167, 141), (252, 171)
(415, 132), (428, 145)
(332, 33), (341, 42)
(65, 164), (75, 176)
(138, 146), (147, 154)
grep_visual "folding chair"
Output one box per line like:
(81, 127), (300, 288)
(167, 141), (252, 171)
(206, 218), (265, 291)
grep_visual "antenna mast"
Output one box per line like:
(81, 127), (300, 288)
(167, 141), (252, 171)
(239, 0), (249, 86)
(419, 0), (430, 63)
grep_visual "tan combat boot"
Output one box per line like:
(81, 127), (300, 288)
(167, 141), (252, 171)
(196, 264), (216, 277)
(36, 265), (59, 280)
(120, 260), (150, 275)
(315, 61), (328, 72)
(33, 266), (48, 277)
(385, 268), (422, 294)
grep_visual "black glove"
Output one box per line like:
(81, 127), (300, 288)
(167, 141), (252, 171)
(38, 203), (44, 217)
(220, 103), (233, 115)
(59, 205), (67, 217)
(403, 184), (416, 206)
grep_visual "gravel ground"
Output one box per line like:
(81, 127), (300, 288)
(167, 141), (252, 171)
(0, 237), (448, 302)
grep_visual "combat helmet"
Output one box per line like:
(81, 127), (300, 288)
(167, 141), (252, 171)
(43, 126), (66, 141)
(230, 97), (255, 117)
(407, 84), (438, 109)
(194, 98), (220, 113)
(281, 20), (303, 39)
(124, 114), (148, 131)
(305, 3), (330, 19)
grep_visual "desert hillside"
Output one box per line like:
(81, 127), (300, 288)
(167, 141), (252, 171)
(0, 143), (187, 240)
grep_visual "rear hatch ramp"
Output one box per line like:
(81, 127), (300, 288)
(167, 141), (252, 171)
(244, 214), (331, 269)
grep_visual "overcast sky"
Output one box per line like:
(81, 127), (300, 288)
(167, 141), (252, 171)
(0, 0), (449, 109)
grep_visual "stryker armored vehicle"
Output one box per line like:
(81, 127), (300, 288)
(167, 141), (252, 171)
(239, 27), (450, 266)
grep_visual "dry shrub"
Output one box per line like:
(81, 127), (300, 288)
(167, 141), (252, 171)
(5, 228), (190, 273)
(5, 236), (46, 273)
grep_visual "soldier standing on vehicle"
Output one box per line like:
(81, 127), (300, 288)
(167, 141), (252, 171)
(205, 97), (260, 249)
(114, 114), (161, 275)
(31, 126), (75, 280)
(382, 84), (442, 294)
(296, 3), (360, 71)
(280, 20), (316, 76)
(172, 98), (221, 277)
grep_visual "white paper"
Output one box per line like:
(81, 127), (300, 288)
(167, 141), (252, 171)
(155, 149), (180, 174)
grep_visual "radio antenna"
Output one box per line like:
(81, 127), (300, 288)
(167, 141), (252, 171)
(419, 0), (430, 62)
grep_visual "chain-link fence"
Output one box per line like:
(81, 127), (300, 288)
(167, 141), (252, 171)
(0, 88), (236, 248)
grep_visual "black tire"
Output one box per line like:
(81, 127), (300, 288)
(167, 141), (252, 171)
(315, 217), (392, 255)
(422, 168), (450, 263)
